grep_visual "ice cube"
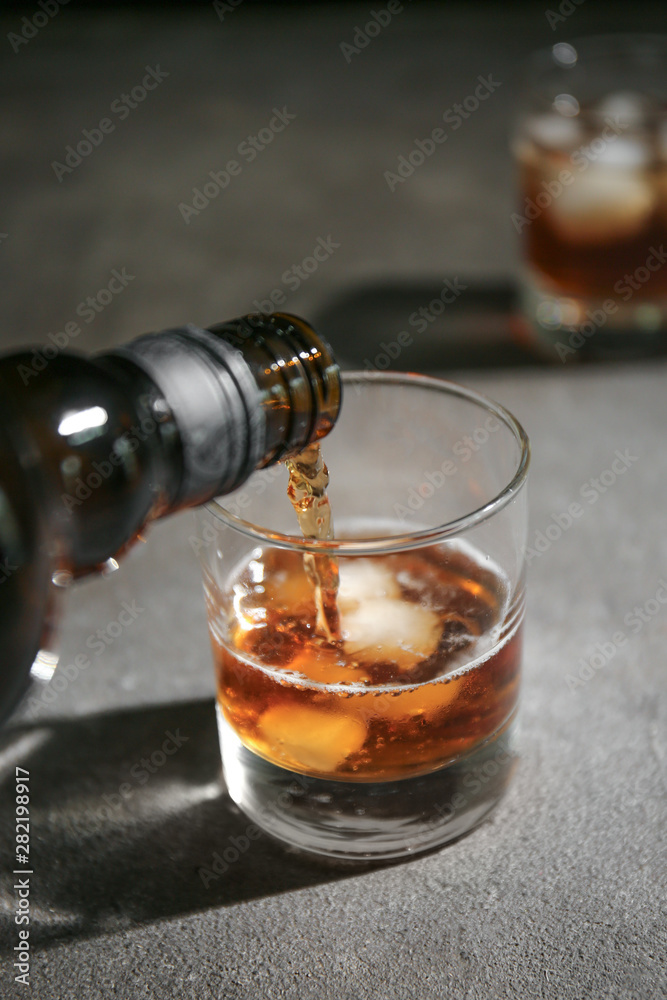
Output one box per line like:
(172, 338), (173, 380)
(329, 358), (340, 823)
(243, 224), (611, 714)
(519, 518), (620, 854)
(594, 91), (655, 129)
(341, 597), (441, 672)
(525, 112), (583, 152)
(547, 166), (654, 242)
(376, 678), (461, 720)
(259, 704), (366, 773)
(586, 137), (652, 170)
(337, 559), (401, 610)
(288, 646), (370, 686)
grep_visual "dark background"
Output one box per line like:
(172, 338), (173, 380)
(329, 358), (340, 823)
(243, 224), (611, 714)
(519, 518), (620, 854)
(1, 0), (666, 367)
(0, 5), (666, 1000)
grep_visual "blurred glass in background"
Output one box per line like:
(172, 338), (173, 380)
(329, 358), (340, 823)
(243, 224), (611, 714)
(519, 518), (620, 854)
(512, 35), (667, 361)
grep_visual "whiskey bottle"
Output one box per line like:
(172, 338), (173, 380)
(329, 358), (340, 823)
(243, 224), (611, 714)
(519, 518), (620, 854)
(0, 312), (341, 721)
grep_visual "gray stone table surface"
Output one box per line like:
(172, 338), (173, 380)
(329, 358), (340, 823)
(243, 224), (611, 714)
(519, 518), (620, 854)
(0, 4), (666, 999)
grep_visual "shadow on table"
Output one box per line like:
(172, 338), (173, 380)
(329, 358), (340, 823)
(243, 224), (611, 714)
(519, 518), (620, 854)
(312, 280), (667, 370)
(313, 279), (541, 372)
(0, 700), (368, 949)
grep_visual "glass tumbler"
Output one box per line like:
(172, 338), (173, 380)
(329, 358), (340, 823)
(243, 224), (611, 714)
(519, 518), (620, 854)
(513, 35), (667, 360)
(196, 372), (529, 860)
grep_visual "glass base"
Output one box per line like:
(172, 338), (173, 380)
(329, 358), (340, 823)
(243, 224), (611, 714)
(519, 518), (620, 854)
(218, 707), (519, 861)
(519, 266), (667, 362)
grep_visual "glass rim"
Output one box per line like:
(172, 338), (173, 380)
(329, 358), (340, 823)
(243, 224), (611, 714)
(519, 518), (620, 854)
(205, 371), (530, 555)
(518, 33), (667, 122)
(526, 32), (667, 69)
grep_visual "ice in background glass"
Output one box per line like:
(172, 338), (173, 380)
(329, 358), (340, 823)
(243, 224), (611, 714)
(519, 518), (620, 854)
(197, 373), (529, 860)
(513, 35), (667, 360)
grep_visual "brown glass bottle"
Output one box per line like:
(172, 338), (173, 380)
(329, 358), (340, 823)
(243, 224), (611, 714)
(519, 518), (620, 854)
(0, 313), (340, 721)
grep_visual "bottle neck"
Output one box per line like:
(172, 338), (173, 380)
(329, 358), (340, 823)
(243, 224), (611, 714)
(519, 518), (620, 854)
(101, 313), (341, 513)
(206, 312), (341, 468)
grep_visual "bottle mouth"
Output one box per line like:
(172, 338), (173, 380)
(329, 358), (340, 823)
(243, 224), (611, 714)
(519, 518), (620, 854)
(207, 312), (342, 465)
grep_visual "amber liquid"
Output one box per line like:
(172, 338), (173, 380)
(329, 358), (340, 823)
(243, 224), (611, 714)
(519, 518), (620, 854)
(212, 535), (522, 782)
(518, 110), (667, 298)
(284, 442), (339, 642)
